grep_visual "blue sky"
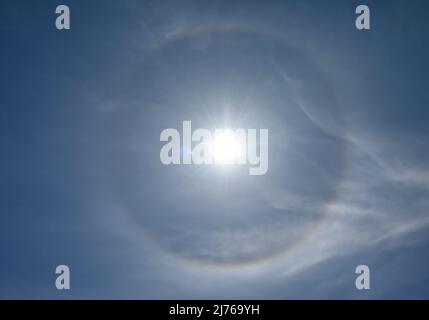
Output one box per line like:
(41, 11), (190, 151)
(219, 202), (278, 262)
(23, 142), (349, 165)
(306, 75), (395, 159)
(1, 0), (429, 299)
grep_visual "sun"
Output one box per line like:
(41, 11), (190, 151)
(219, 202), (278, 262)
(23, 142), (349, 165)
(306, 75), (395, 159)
(210, 129), (245, 165)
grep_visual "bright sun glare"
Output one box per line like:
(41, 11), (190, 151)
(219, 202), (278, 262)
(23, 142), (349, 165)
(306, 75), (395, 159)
(210, 129), (245, 165)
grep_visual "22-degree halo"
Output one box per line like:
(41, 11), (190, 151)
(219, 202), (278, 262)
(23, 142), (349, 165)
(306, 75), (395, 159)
(123, 27), (347, 269)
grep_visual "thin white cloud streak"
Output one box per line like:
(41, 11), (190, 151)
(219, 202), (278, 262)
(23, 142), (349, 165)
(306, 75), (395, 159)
(264, 133), (429, 279)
